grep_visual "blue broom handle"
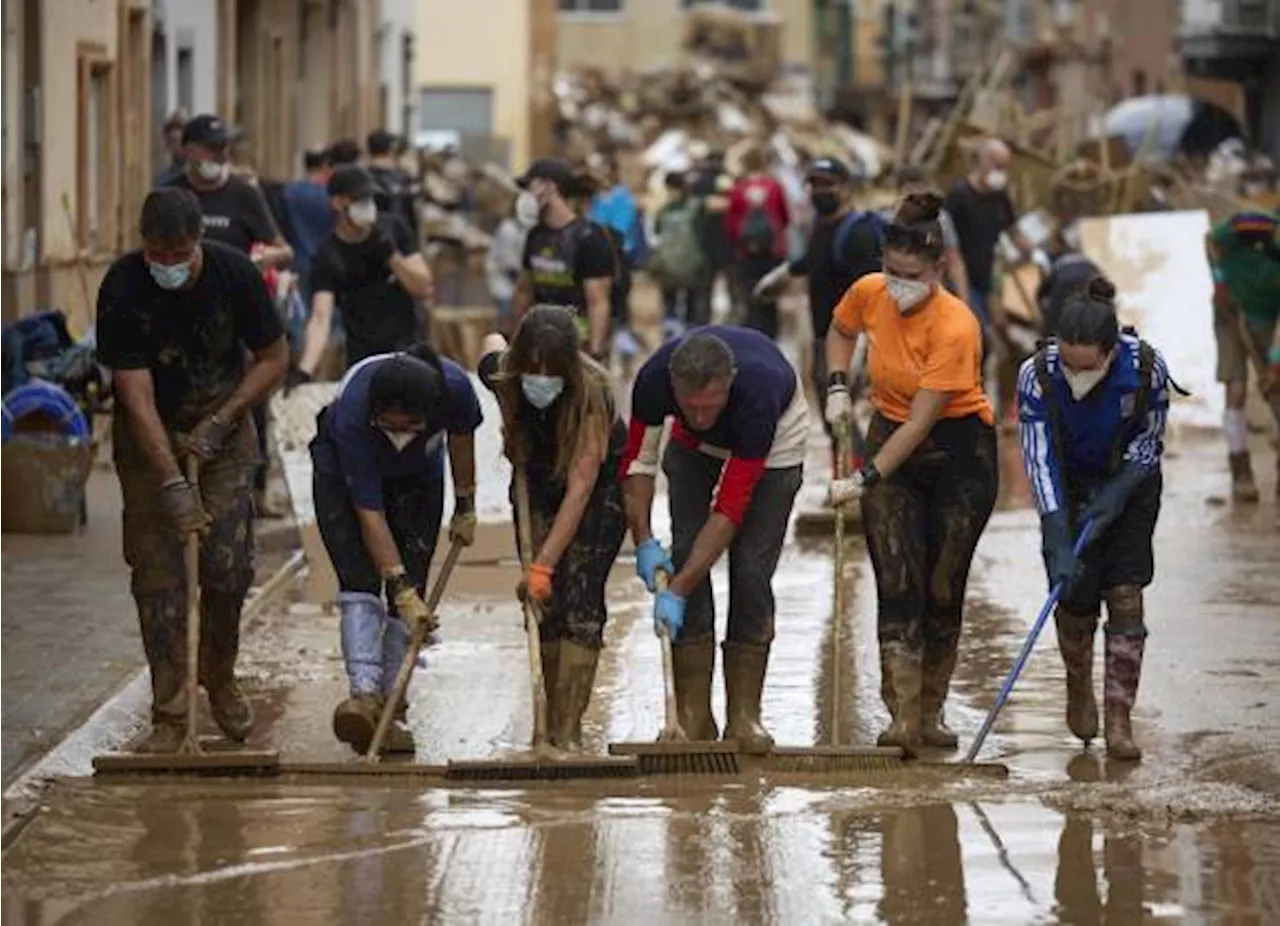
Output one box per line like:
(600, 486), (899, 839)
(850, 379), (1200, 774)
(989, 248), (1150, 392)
(963, 520), (1095, 763)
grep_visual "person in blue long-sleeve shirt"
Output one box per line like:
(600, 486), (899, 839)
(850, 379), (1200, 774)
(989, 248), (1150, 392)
(1017, 276), (1170, 763)
(309, 345), (482, 755)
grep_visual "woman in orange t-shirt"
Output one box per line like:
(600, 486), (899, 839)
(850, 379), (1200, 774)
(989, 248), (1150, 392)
(823, 192), (998, 757)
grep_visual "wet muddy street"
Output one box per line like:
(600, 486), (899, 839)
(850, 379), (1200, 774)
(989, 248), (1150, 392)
(4, 431), (1279, 925)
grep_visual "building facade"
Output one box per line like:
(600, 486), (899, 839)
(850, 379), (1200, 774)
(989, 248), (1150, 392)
(2, 0), (406, 328)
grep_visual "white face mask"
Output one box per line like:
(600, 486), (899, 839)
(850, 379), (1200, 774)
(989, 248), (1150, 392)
(197, 160), (228, 184)
(515, 191), (541, 228)
(884, 275), (931, 313)
(381, 429), (417, 452)
(985, 169), (1008, 192)
(1063, 351), (1115, 400)
(348, 199), (378, 227)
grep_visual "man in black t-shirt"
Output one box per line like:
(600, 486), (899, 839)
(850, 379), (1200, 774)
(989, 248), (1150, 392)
(96, 189), (289, 753)
(512, 158), (615, 360)
(293, 165), (435, 381)
(367, 129), (419, 251)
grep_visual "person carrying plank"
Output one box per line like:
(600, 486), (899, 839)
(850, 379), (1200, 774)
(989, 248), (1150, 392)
(1016, 277), (1172, 761)
(619, 327), (808, 753)
(476, 306), (629, 748)
(309, 345), (481, 755)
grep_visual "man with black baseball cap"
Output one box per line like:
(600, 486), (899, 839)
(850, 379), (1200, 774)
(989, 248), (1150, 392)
(512, 158), (615, 359)
(754, 155), (882, 475)
(293, 165), (434, 381)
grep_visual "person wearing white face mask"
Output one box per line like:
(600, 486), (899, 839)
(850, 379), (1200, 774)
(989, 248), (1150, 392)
(1016, 277), (1173, 761)
(476, 307), (627, 748)
(292, 165), (435, 386)
(310, 345), (483, 755)
(825, 192), (998, 757)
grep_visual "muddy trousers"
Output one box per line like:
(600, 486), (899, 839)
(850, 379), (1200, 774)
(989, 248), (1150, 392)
(313, 469), (443, 702)
(861, 414), (998, 752)
(1052, 474), (1159, 758)
(114, 413), (257, 730)
(515, 467), (627, 747)
(664, 441), (803, 750)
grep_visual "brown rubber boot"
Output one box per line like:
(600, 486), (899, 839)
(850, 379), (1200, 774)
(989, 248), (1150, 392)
(551, 640), (600, 749)
(671, 638), (720, 741)
(381, 700), (415, 755)
(1055, 608), (1099, 743)
(920, 646), (959, 749)
(1103, 633), (1145, 761)
(136, 721), (187, 754)
(332, 693), (383, 755)
(721, 641), (774, 754)
(200, 589), (254, 742)
(1229, 451), (1260, 503)
(207, 681), (255, 743)
(877, 643), (922, 758)
(540, 639), (562, 746)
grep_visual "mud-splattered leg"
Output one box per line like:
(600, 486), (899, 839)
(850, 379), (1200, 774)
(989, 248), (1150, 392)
(1102, 584), (1147, 761)
(1055, 606), (1100, 743)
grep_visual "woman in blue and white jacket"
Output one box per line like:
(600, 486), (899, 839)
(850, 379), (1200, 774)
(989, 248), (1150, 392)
(1017, 276), (1171, 762)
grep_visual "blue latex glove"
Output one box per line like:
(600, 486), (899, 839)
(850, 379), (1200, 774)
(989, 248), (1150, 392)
(1080, 463), (1149, 537)
(635, 537), (674, 593)
(1041, 510), (1081, 594)
(654, 589), (686, 639)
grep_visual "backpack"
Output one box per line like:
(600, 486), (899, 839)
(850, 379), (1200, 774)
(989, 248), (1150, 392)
(737, 180), (783, 258)
(651, 201), (707, 287)
(831, 209), (888, 280)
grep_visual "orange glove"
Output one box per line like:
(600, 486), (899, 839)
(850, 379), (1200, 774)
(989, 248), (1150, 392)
(524, 563), (555, 602)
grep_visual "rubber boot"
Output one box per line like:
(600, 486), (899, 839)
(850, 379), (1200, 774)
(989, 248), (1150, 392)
(919, 645), (959, 749)
(1103, 633), (1145, 761)
(1229, 451), (1260, 503)
(541, 639), (562, 745)
(334, 591), (387, 754)
(671, 638), (720, 741)
(877, 642), (922, 758)
(1055, 608), (1099, 743)
(551, 640), (600, 750)
(200, 589), (254, 742)
(721, 641), (774, 754)
(380, 615), (415, 754)
(136, 589), (189, 735)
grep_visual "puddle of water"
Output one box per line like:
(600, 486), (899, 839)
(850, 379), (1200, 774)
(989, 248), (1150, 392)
(3, 779), (1278, 925)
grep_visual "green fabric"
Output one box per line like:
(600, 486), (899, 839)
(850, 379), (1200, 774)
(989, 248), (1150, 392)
(1211, 215), (1280, 325)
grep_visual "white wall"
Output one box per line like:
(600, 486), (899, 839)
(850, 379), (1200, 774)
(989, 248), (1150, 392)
(380, 0), (417, 135)
(153, 0), (217, 118)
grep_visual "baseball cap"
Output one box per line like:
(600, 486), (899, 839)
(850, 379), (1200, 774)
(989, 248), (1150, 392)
(327, 165), (378, 200)
(516, 158), (575, 192)
(806, 157), (853, 183)
(181, 114), (233, 147)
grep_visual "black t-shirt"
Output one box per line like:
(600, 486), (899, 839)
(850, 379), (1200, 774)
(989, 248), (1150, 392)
(310, 216), (422, 367)
(96, 242), (284, 430)
(368, 164), (419, 251)
(791, 211), (883, 338)
(943, 179), (1017, 295)
(161, 173), (281, 255)
(522, 219), (615, 313)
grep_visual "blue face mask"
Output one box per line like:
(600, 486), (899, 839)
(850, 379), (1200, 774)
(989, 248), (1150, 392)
(521, 374), (564, 410)
(148, 259), (192, 290)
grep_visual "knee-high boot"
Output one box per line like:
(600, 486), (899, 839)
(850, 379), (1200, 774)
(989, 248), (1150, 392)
(877, 641), (922, 757)
(722, 641), (774, 754)
(1055, 606), (1100, 743)
(671, 638), (719, 741)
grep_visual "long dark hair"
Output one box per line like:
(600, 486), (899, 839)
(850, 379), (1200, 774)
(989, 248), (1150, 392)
(492, 306), (612, 478)
(1057, 276), (1120, 350)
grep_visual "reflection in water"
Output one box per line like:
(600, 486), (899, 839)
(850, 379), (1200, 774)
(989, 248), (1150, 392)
(878, 804), (966, 925)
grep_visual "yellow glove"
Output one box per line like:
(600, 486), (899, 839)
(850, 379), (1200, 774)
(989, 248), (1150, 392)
(449, 494), (477, 547)
(386, 570), (436, 633)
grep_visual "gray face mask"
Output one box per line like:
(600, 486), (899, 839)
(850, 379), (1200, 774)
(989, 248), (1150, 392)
(148, 259), (192, 290)
(521, 374), (564, 409)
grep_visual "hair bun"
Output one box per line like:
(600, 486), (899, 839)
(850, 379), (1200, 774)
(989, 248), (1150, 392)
(1085, 276), (1116, 303)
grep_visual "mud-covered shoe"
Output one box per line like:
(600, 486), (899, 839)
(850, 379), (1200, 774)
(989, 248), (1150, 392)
(332, 693), (383, 755)
(920, 647), (959, 749)
(136, 722), (186, 754)
(1056, 631), (1099, 743)
(1229, 451), (1260, 503)
(382, 722), (416, 755)
(722, 641), (774, 754)
(672, 638), (720, 741)
(1103, 634), (1145, 761)
(208, 680), (254, 743)
(551, 641), (601, 750)
(877, 643), (922, 758)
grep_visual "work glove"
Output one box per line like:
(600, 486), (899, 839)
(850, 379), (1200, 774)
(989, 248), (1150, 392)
(825, 382), (853, 427)
(387, 572), (436, 634)
(284, 367), (312, 394)
(635, 537), (674, 593)
(1040, 510), (1081, 594)
(829, 472), (866, 509)
(184, 412), (234, 461)
(654, 588), (686, 639)
(1080, 464), (1148, 538)
(448, 494), (477, 547)
(517, 563), (554, 604)
(160, 476), (212, 537)
(752, 262), (791, 300)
